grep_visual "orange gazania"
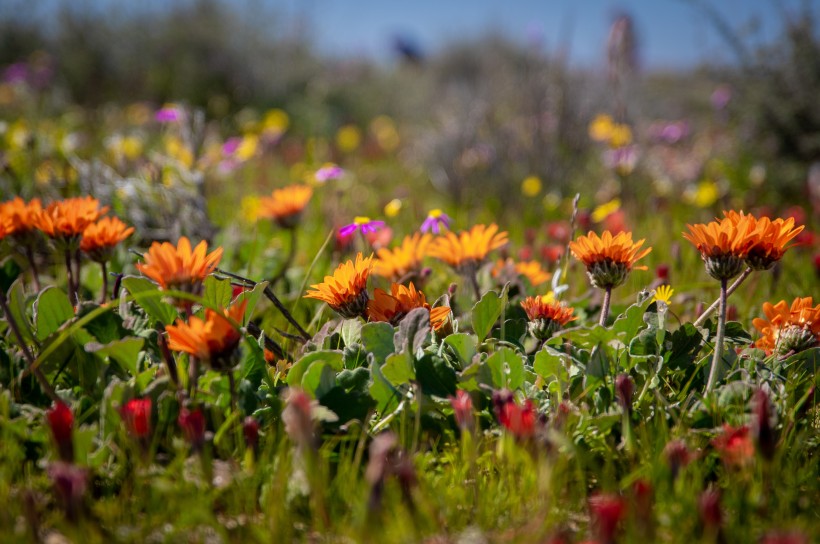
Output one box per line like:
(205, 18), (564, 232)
(0, 197), (43, 240)
(752, 297), (820, 355)
(520, 295), (576, 340)
(166, 301), (247, 370)
(81, 216), (135, 262)
(493, 259), (551, 287)
(428, 224), (508, 273)
(136, 237), (223, 293)
(372, 232), (432, 282)
(258, 185), (313, 228)
(682, 214), (755, 280)
(569, 230), (651, 289)
(304, 253), (372, 318)
(724, 211), (804, 270)
(35, 196), (109, 243)
(366, 282), (450, 332)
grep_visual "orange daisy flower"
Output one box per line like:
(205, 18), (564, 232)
(258, 185), (313, 228)
(682, 214), (755, 280)
(520, 296), (577, 339)
(569, 230), (652, 289)
(80, 216), (135, 262)
(428, 224), (508, 274)
(372, 232), (432, 283)
(0, 197), (43, 240)
(724, 211), (804, 271)
(752, 297), (820, 356)
(35, 196), (109, 244)
(136, 236), (223, 294)
(166, 301), (247, 370)
(304, 253), (372, 318)
(493, 259), (552, 287)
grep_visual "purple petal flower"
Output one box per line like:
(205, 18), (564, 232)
(420, 209), (451, 233)
(155, 106), (182, 123)
(222, 137), (241, 156)
(315, 164), (345, 183)
(339, 224), (359, 237)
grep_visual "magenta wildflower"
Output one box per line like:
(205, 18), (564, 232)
(339, 216), (385, 237)
(222, 137), (241, 156)
(155, 105), (182, 123)
(314, 163), (345, 183)
(420, 209), (452, 234)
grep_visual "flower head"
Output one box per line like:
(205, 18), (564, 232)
(683, 213), (755, 280)
(178, 407), (206, 450)
(724, 211), (804, 270)
(0, 197), (42, 241)
(428, 223), (508, 275)
(652, 285), (674, 306)
(589, 493), (627, 543)
(166, 301), (246, 371)
(304, 253), (372, 318)
(367, 282), (428, 325)
(569, 230), (652, 289)
(80, 216), (134, 262)
(712, 424), (754, 467)
(373, 233), (432, 283)
(449, 390), (474, 431)
(121, 398), (152, 439)
(314, 163), (344, 183)
(420, 209), (451, 234)
(339, 216), (386, 238)
(47, 402), (74, 462)
(155, 104), (182, 123)
(493, 391), (538, 439)
(753, 297), (820, 355)
(520, 296), (576, 340)
(258, 184), (313, 228)
(36, 197), (108, 244)
(136, 237), (223, 295)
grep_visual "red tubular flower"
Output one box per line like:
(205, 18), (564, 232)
(493, 391), (537, 439)
(46, 401), (74, 462)
(663, 439), (692, 478)
(752, 389), (776, 461)
(699, 488), (722, 531)
(449, 390), (474, 432)
(712, 424), (754, 467)
(615, 374), (634, 413)
(243, 416), (260, 450)
(121, 398), (152, 439)
(589, 493), (626, 544)
(178, 407), (206, 450)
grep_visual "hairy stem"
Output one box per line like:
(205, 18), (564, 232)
(100, 262), (108, 304)
(706, 277), (728, 393)
(599, 286), (612, 327)
(693, 267), (752, 328)
(64, 249), (76, 304)
(25, 246), (41, 292)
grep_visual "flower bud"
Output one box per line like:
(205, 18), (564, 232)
(615, 374), (634, 413)
(46, 402), (74, 463)
(178, 407), (206, 451)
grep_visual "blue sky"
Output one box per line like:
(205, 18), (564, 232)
(273, 0), (811, 68)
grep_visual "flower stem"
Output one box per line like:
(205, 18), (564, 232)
(25, 246), (41, 292)
(469, 270), (481, 302)
(100, 262), (108, 304)
(599, 286), (612, 327)
(693, 267), (752, 328)
(706, 277), (728, 393)
(0, 289), (59, 402)
(64, 249), (76, 304)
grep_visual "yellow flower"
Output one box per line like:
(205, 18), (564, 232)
(336, 125), (362, 153)
(373, 233), (432, 283)
(591, 198), (621, 223)
(236, 134), (259, 161)
(370, 116), (400, 152)
(589, 114), (614, 142)
(262, 108), (289, 137)
(428, 224), (509, 274)
(384, 199), (402, 218)
(685, 180), (720, 208)
(652, 285), (674, 306)
(609, 124), (633, 147)
(304, 253), (372, 318)
(521, 175), (542, 197)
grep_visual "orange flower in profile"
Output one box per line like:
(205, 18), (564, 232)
(520, 296), (576, 340)
(569, 230), (651, 289)
(366, 281), (446, 329)
(258, 185), (313, 228)
(136, 237), (223, 294)
(166, 301), (247, 370)
(81, 217), (135, 262)
(753, 297), (820, 356)
(36, 196), (108, 243)
(428, 224), (508, 274)
(682, 214), (755, 280)
(304, 253), (372, 318)
(373, 233), (432, 283)
(0, 197), (42, 240)
(724, 211), (804, 271)
(493, 259), (551, 287)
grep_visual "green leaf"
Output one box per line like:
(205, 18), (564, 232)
(202, 275), (232, 309)
(394, 307), (430, 354)
(6, 279), (34, 344)
(723, 321), (753, 344)
(233, 281), (268, 324)
(533, 348), (569, 384)
(444, 333), (478, 367)
(666, 323), (706, 370)
(339, 318), (363, 347)
(286, 350), (344, 387)
(471, 285), (508, 342)
(78, 305), (128, 344)
(301, 361), (337, 399)
(85, 337), (145, 376)
(0, 257), (21, 293)
(612, 297), (653, 338)
(240, 337), (266, 389)
(34, 287), (74, 341)
(121, 276), (177, 325)
(361, 321), (395, 364)
(586, 343), (608, 380)
(415, 353), (457, 397)
(370, 354), (400, 413)
(382, 351), (416, 386)
(458, 359), (495, 392)
(485, 347), (525, 390)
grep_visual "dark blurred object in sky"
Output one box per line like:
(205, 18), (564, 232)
(393, 34), (424, 65)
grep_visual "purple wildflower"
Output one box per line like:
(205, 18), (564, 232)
(155, 105), (182, 123)
(315, 163), (345, 183)
(339, 216), (385, 237)
(420, 209), (451, 234)
(222, 137), (241, 156)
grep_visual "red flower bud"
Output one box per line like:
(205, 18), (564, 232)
(178, 407), (206, 450)
(449, 389), (474, 432)
(243, 416), (260, 450)
(121, 398), (152, 439)
(47, 402), (74, 462)
(493, 391), (537, 439)
(615, 374), (634, 413)
(698, 488), (722, 530)
(712, 424), (754, 466)
(655, 264), (670, 282)
(663, 439), (691, 478)
(752, 389), (776, 460)
(589, 493), (626, 544)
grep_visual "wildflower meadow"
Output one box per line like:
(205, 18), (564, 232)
(1, 2), (820, 543)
